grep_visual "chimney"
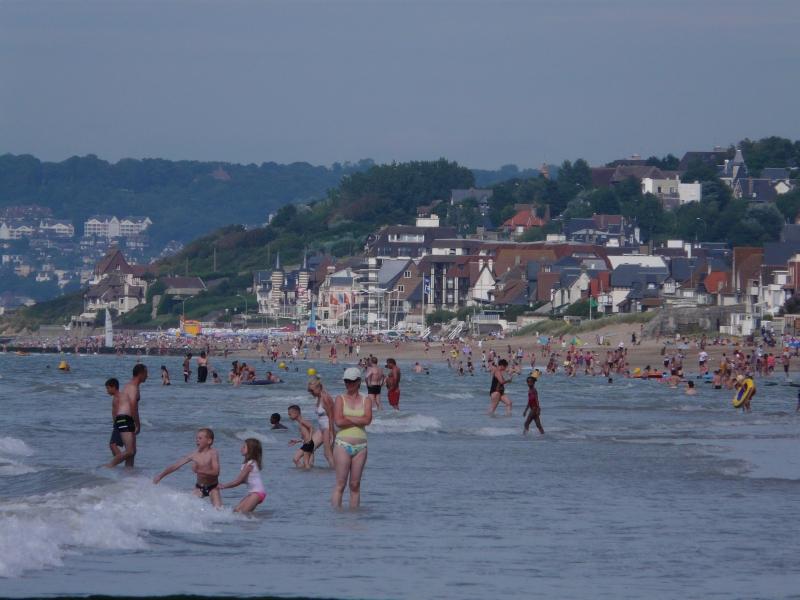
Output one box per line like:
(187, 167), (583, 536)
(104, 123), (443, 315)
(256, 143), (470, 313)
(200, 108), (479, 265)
(544, 204), (551, 222)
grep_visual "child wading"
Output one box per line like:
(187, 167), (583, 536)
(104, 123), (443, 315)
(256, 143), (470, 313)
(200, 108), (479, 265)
(523, 374), (544, 435)
(153, 428), (222, 508)
(219, 438), (266, 513)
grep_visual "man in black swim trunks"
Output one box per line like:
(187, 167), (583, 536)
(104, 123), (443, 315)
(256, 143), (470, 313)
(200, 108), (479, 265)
(106, 364), (147, 468)
(365, 357), (384, 410)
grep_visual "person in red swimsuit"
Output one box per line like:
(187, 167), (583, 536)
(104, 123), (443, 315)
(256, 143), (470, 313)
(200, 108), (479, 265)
(523, 375), (544, 435)
(385, 358), (401, 410)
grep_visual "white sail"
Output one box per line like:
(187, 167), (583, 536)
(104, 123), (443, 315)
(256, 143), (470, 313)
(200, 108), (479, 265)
(104, 309), (113, 348)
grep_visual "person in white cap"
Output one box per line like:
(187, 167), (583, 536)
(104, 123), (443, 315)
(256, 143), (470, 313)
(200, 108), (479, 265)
(331, 367), (373, 508)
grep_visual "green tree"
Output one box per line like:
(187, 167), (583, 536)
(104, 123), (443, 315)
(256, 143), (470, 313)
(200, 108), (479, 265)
(776, 188), (800, 222)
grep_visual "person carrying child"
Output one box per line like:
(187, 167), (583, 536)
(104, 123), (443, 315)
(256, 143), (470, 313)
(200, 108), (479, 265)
(153, 427), (222, 508)
(219, 438), (266, 513)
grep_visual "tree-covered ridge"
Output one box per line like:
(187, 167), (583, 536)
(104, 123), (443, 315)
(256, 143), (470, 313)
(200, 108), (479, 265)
(157, 159), (475, 278)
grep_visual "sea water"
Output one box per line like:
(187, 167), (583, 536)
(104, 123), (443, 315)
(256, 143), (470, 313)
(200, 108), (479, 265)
(1, 353), (799, 599)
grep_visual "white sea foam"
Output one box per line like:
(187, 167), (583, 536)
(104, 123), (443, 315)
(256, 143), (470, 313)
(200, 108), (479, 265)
(0, 437), (33, 457)
(367, 414), (441, 434)
(473, 427), (518, 437)
(0, 477), (235, 578)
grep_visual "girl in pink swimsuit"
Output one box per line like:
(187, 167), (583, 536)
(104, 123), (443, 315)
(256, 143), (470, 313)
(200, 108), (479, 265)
(219, 438), (266, 513)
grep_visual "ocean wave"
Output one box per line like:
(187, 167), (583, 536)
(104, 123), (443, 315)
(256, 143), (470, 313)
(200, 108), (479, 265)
(0, 476), (235, 578)
(367, 414), (441, 434)
(0, 437), (33, 457)
(0, 459), (38, 476)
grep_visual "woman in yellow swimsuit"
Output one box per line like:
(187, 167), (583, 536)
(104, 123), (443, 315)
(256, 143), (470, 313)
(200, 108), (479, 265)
(332, 367), (373, 508)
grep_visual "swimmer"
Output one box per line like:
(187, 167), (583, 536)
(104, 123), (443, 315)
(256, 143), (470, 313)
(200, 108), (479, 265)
(385, 358), (401, 411)
(288, 405), (314, 469)
(685, 380), (697, 396)
(523, 376), (544, 435)
(270, 413), (288, 430)
(365, 357), (383, 410)
(308, 376), (335, 467)
(488, 359), (512, 416)
(332, 368), (373, 509)
(160, 365), (170, 385)
(219, 438), (266, 513)
(105, 378), (126, 461)
(153, 428), (222, 508)
(211, 370), (221, 384)
(105, 364), (146, 468)
(183, 353), (192, 383)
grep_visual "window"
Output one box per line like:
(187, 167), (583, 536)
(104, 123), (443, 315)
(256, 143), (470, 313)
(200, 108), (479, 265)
(398, 285), (405, 292)
(403, 270), (411, 278)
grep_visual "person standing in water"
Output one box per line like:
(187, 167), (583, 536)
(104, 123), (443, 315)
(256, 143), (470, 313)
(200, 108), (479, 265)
(197, 351), (209, 383)
(523, 375), (544, 434)
(385, 358), (401, 410)
(183, 353), (192, 383)
(106, 364), (147, 468)
(365, 357), (384, 410)
(332, 367), (373, 509)
(308, 375), (335, 467)
(488, 359), (512, 416)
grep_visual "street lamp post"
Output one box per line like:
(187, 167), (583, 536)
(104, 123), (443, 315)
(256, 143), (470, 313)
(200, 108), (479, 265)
(236, 294), (248, 325)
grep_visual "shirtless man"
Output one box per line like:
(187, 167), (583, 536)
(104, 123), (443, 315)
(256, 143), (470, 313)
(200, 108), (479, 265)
(365, 357), (384, 410)
(385, 358), (401, 411)
(153, 427), (222, 508)
(106, 364), (147, 468)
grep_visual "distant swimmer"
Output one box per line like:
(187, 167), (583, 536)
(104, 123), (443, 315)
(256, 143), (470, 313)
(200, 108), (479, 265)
(219, 438), (266, 513)
(385, 358), (401, 411)
(488, 359), (512, 416)
(153, 427), (222, 508)
(270, 413), (288, 430)
(105, 364), (147, 468)
(183, 353), (192, 383)
(685, 380), (697, 396)
(523, 375), (544, 435)
(161, 365), (171, 386)
(197, 351), (209, 383)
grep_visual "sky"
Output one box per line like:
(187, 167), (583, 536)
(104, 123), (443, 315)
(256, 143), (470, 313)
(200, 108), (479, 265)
(1, 0), (799, 169)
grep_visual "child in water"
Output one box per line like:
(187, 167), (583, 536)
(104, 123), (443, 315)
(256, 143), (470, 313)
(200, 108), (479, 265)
(160, 365), (170, 385)
(287, 405), (314, 468)
(153, 428), (222, 508)
(523, 375), (545, 435)
(219, 438), (266, 513)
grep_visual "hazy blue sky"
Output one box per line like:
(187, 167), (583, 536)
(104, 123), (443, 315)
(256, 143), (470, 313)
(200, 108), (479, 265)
(2, 0), (799, 169)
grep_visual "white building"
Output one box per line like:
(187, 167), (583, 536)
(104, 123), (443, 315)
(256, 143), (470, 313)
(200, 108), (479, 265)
(84, 215), (151, 239)
(642, 176), (702, 206)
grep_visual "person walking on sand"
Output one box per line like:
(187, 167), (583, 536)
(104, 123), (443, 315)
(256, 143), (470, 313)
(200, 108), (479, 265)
(385, 358), (401, 411)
